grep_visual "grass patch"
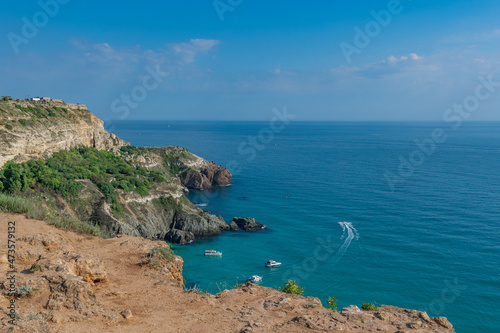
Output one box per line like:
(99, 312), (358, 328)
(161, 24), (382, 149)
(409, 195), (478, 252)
(0, 193), (109, 238)
(0, 193), (46, 219)
(141, 246), (175, 270)
(45, 214), (109, 238)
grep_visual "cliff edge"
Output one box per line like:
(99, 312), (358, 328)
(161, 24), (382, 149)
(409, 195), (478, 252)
(0, 213), (455, 333)
(0, 100), (128, 167)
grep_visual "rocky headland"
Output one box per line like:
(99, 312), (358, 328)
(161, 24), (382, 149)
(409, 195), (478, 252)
(0, 100), (234, 244)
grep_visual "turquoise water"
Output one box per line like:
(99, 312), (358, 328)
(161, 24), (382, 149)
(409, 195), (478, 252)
(112, 121), (500, 333)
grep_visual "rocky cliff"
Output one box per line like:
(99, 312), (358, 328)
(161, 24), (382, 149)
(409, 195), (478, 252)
(0, 100), (128, 167)
(0, 214), (456, 333)
(0, 100), (233, 244)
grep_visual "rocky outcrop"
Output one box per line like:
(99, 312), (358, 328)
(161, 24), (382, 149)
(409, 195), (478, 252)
(65, 180), (231, 244)
(181, 161), (232, 190)
(232, 217), (265, 231)
(0, 100), (128, 167)
(228, 220), (239, 231)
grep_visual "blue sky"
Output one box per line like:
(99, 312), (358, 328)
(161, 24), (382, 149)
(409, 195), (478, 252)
(1, 0), (499, 121)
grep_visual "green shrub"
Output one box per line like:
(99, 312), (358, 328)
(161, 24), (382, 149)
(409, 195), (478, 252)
(361, 303), (379, 311)
(18, 119), (27, 126)
(29, 265), (41, 273)
(278, 280), (305, 295)
(5, 124), (12, 130)
(327, 296), (338, 311)
(16, 285), (37, 297)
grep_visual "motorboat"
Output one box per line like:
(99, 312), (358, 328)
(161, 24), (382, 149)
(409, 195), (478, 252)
(265, 260), (281, 268)
(247, 275), (263, 282)
(204, 250), (222, 256)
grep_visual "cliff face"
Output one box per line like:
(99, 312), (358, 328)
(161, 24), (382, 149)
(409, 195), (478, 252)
(0, 100), (128, 167)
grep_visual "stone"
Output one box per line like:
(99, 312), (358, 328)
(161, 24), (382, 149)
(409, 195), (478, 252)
(121, 309), (133, 319)
(341, 305), (361, 315)
(433, 317), (454, 329)
(228, 221), (239, 231)
(232, 217), (265, 231)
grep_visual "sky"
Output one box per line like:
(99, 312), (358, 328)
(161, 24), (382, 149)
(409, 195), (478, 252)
(0, 0), (499, 121)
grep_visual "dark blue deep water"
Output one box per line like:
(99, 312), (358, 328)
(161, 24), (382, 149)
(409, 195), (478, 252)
(112, 121), (500, 333)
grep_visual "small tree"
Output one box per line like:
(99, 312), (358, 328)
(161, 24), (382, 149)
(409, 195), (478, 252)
(327, 296), (338, 311)
(278, 280), (305, 295)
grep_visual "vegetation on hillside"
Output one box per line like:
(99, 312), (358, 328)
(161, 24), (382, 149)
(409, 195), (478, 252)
(0, 146), (171, 219)
(0, 147), (167, 200)
(0, 193), (109, 237)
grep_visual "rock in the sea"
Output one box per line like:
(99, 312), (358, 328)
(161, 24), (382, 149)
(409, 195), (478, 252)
(232, 217), (264, 231)
(165, 229), (195, 244)
(228, 221), (239, 231)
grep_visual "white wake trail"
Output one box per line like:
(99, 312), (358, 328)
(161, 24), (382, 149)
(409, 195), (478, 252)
(330, 221), (358, 265)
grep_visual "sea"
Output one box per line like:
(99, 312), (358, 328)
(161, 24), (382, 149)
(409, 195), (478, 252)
(112, 121), (500, 333)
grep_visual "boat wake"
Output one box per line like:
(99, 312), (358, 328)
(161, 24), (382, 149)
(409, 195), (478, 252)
(331, 221), (359, 266)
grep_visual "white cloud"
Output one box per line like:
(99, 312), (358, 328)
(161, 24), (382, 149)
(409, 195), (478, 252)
(70, 38), (221, 67)
(384, 53), (423, 64)
(331, 53), (425, 78)
(169, 39), (221, 63)
(409, 53), (423, 60)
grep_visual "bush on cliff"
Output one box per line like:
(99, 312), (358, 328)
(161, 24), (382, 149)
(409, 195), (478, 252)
(279, 280), (305, 295)
(327, 296), (338, 311)
(361, 302), (379, 311)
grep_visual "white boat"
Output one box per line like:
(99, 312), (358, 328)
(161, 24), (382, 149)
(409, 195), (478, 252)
(205, 250), (222, 256)
(247, 275), (263, 282)
(265, 260), (281, 268)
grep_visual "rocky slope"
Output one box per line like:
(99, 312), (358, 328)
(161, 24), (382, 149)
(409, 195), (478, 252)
(0, 213), (456, 333)
(0, 100), (128, 168)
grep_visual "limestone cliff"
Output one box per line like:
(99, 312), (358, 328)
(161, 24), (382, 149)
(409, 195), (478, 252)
(0, 100), (128, 167)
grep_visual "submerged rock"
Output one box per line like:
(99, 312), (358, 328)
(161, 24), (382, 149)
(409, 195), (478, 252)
(232, 217), (265, 231)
